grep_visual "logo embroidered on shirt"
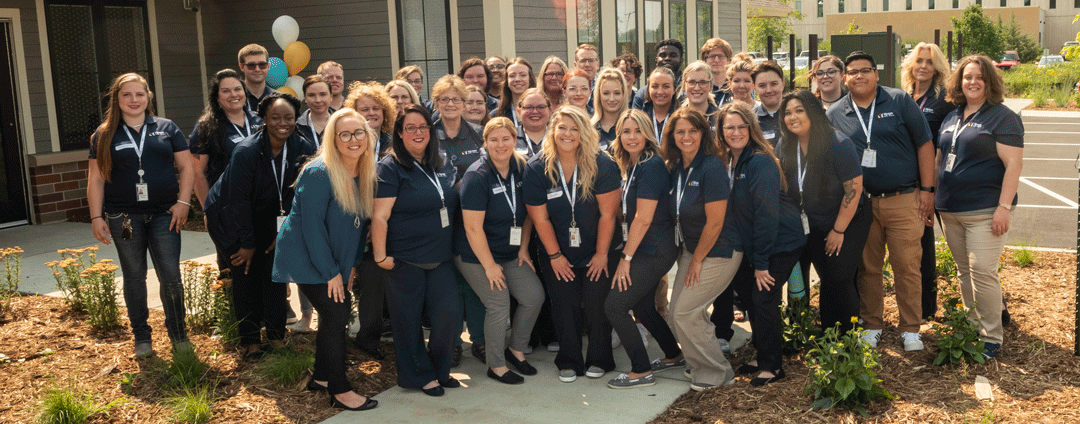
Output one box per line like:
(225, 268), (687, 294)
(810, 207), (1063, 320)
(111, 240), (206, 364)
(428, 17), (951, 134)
(688, 180), (700, 187)
(876, 112), (895, 119)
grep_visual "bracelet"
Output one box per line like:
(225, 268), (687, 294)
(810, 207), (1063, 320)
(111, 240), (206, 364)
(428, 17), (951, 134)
(375, 256), (389, 264)
(91, 216), (104, 222)
(998, 203), (1013, 211)
(177, 200), (191, 206)
(831, 227), (845, 235)
(548, 251), (562, 260)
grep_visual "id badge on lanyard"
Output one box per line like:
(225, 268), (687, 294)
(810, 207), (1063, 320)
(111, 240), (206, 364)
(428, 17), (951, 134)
(558, 163), (580, 247)
(126, 125), (150, 201)
(796, 145), (811, 235)
(852, 97), (877, 168)
(418, 160), (450, 228)
(498, 173), (523, 246)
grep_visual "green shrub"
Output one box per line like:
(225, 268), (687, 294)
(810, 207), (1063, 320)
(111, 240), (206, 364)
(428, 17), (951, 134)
(181, 261), (219, 333)
(165, 387), (215, 423)
(1031, 87), (1049, 107)
(935, 236), (957, 280)
(805, 320), (894, 415)
(36, 387), (123, 424)
(79, 260), (121, 331)
(1053, 86), (1074, 108)
(1, 247), (24, 315)
(208, 270), (239, 344)
(45, 247), (100, 311)
(256, 349), (315, 387)
(781, 293), (820, 352)
(163, 348), (210, 390)
(1012, 245), (1037, 268)
(1004, 62), (1080, 98)
(932, 294), (986, 366)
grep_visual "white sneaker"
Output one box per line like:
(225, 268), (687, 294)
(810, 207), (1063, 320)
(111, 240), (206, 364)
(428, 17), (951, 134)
(558, 369), (577, 383)
(611, 330), (622, 349)
(637, 323), (650, 349)
(901, 332), (924, 351)
(717, 338), (731, 354)
(585, 366), (606, 378)
(861, 329), (882, 348)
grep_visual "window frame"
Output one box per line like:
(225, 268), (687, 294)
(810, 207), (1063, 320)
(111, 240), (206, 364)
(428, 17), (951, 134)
(395, 0), (454, 99)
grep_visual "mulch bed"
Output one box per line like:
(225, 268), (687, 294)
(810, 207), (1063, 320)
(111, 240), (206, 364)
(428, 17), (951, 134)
(651, 249), (1080, 423)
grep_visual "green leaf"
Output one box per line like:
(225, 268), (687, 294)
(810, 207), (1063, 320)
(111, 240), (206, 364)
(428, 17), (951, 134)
(837, 377), (856, 399)
(935, 350), (948, 365)
(855, 373), (873, 390)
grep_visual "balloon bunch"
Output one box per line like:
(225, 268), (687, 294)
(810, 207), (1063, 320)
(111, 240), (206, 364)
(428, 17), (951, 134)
(268, 15), (310, 97)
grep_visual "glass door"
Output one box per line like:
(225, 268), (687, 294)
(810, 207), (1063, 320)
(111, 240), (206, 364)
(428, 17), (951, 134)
(0, 21), (29, 226)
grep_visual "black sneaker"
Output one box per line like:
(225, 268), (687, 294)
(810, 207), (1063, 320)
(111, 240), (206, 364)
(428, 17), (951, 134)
(471, 343), (486, 364)
(983, 342), (1001, 359)
(451, 345), (463, 368)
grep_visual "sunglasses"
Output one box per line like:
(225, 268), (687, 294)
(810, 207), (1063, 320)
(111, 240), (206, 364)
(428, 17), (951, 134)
(243, 61), (270, 71)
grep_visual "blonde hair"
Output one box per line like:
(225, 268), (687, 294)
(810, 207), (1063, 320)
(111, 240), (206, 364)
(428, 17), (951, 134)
(608, 109), (661, 179)
(317, 61), (343, 74)
(383, 79), (420, 107)
(343, 81), (396, 134)
(901, 43), (951, 98)
(541, 106), (601, 201)
(482, 117), (526, 170)
(679, 60), (716, 108)
(432, 74), (468, 103)
(590, 67), (629, 126)
(394, 65), (423, 81)
(311, 108), (377, 218)
(726, 53), (755, 81)
(536, 56), (568, 101)
(699, 38), (733, 61)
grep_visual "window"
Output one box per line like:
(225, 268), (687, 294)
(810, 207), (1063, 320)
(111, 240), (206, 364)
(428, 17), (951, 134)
(929, 0), (935, 9)
(839, 0), (845, 13)
(952, 0), (959, 8)
(577, 0), (601, 58)
(1049, 0), (1055, 8)
(669, 0), (686, 50)
(818, 0), (824, 17)
(398, 0), (450, 99)
(883, 0), (890, 11)
(1023, 0), (1030, 5)
(644, 0), (663, 75)
(697, 1), (713, 44)
(47, 0), (153, 151)
(861, 0), (867, 12)
(616, 0), (637, 57)
(1001, 0), (1007, 5)
(907, 0), (913, 9)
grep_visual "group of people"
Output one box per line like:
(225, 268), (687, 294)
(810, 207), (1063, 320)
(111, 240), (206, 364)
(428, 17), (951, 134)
(85, 36), (1022, 411)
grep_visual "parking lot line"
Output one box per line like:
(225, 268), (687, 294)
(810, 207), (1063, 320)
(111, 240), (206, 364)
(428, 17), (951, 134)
(1016, 204), (1076, 209)
(1024, 176), (1079, 180)
(1023, 158), (1075, 161)
(1025, 143), (1080, 146)
(1026, 131), (1080, 134)
(1020, 177), (1079, 208)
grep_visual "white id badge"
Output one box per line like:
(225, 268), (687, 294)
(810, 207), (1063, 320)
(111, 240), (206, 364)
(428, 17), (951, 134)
(439, 207), (450, 228)
(621, 222), (629, 240)
(509, 226), (522, 246)
(944, 153), (957, 172)
(492, 185), (506, 194)
(763, 130), (775, 140)
(136, 183), (149, 201)
(569, 227), (581, 247)
(861, 149), (877, 168)
(801, 213), (810, 235)
(547, 190), (563, 200)
(277, 215), (286, 232)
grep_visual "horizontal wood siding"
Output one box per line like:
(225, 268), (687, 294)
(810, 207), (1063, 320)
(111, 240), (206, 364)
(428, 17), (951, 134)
(717, 0), (743, 52)
(458, 0), (485, 61)
(513, 0), (567, 67)
(5, 0), (51, 153)
(154, 0), (203, 134)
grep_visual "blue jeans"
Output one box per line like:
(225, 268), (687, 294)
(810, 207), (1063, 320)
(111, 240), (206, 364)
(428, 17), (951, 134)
(107, 212), (187, 345)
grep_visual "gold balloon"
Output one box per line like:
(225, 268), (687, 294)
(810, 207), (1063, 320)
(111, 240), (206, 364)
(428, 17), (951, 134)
(276, 86), (297, 97)
(283, 41), (311, 76)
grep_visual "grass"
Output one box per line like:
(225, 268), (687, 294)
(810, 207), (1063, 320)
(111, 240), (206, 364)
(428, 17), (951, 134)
(255, 349), (315, 387)
(165, 387), (215, 423)
(935, 236), (957, 280)
(1011, 244), (1038, 268)
(162, 348), (210, 390)
(36, 387), (123, 424)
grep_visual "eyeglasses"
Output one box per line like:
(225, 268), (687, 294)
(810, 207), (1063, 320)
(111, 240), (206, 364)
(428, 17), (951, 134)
(465, 100), (487, 107)
(686, 80), (711, 88)
(544, 72), (565, 79)
(243, 61), (269, 70)
(845, 67), (875, 77)
(722, 124), (750, 133)
(520, 105), (549, 112)
(403, 124), (431, 134)
(577, 58), (599, 64)
(437, 97), (463, 105)
(705, 54), (728, 61)
(489, 63), (506, 70)
(815, 69), (840, 77)
(338, 130), (369, 143)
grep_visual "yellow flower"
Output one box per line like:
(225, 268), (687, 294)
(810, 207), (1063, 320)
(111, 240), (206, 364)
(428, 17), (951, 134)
(850, 316), (858, 323)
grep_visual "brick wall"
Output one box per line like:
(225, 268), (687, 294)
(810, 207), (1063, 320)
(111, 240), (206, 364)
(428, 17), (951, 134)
(28, 155), (89, 224)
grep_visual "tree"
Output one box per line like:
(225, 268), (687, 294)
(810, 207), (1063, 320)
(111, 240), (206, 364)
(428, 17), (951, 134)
(951, 4), (1004, 59)
(747, 0), (805, 52)
(997, 14), (1041, 63)
(1065, 15), (1080, 61)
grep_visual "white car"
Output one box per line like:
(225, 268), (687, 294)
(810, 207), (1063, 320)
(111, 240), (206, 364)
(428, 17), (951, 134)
(795, 56), (809, 70)
(773, 52), (789, 69)
(1038, 55), (1065, 68)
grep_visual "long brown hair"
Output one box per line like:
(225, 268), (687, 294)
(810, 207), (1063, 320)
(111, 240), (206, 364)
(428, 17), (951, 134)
(94, 73), (155, 182)
(716, 101), (787, 192)
(661, 107), (718, 170)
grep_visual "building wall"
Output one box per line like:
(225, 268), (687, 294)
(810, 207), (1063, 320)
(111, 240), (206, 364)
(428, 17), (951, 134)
(718, 0), (745, 51)
(823, 7), (1042, 45)
(154, 0), (203, 135)
(514, 0), (568, 67)
(458, 0), (485, 61)
(4, 1), (50, 155)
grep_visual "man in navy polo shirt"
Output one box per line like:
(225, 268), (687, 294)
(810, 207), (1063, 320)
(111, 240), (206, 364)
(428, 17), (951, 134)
(238, 44), (279, 112)
(826, 51), (934, 353)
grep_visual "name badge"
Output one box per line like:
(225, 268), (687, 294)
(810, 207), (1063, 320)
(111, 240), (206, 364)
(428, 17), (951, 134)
(569, 227), (581, 247)
(763, 130), (775, 140)
(115, 142), (136, 151)
(800, 213), (810, 235)
(861, 149), (877, 168)
(492, 185), (506, 195)
(547, 189), (563, 200)
(621, 222), (629, 241)
(509, 226), (522, 246)
(136, 183), (149, 201)
(230, 135), (244, 144)
(439, 207), (450, 228)
(277, 215), (286, 232)
(944, 153), (957, 173)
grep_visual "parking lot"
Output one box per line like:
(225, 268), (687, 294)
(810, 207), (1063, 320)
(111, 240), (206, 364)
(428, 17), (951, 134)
(1002, 113), (1080, 250)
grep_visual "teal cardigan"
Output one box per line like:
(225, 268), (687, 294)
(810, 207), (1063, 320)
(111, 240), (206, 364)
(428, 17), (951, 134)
(272, 158), (368, 285)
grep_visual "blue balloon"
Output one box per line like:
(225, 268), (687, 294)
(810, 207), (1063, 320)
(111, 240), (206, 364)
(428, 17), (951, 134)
(267, 57), (288, 89)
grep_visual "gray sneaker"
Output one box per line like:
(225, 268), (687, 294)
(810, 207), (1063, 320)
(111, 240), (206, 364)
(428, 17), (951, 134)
(718, 338), (731, 354)
(134, 342), (154, 359)
(650, 358), (686, 373)
(558, 369), (577, 383)
(585, 366), (606, 378)
(607, 373), (656, 389)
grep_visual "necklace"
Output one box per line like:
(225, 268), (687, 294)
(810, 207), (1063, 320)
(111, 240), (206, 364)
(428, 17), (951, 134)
(820, 93), (843, 104)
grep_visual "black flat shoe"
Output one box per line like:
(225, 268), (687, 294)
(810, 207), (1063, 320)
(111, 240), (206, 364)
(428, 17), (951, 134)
(306, 378), (327, 391)
(487, 368), (525, 385)
(439, 377), (461, 388)
(355, 343), (385, 360)
(750, 369), (786, 387)
(505, 348), (537, 375)
(451, 345), (463, 368)
(471, 343), (487, 364)
(330, 395), (378, 411)
(736, 363), (759, 375)
(421, 385), (445, 397)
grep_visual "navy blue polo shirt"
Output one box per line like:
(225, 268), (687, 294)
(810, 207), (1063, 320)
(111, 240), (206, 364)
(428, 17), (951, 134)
(296, 109), (325, 147)
(90, 116), (188, 215)
(376, 154), (460, 264)
(914, 88), (956, 147)
(935, 103), (1024, 213)
(515, 125), (543, 158)
(621, 154), (674, 256)
(668, 151), (736, 258)
(640, 102), (670, 145)
(490, 106), (519, 127)
(728, 148), (805, 270)
(712, 82), (732, 107)
(456, 155), (527, 264)
(522, 152), (621, 267)
(596, 122), (617, 151)
(245, 85), (279, 113)
(777, 130), (863, 231)
(376, 132), (392, 158)
(189, 113), (263, 188)
(826, 85), (932, 195)
(435, 118), (484, 181)
(754, 103), (781, 147)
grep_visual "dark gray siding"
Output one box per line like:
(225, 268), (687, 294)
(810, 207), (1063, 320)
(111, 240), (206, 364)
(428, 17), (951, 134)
(717, 0), (743, 52)
(155, 1), (203, 134)
(513, 0), (567, 67)
(458, 0), (485, 61)
(200, 0), (393, 95)
(6, 0), (52, 153)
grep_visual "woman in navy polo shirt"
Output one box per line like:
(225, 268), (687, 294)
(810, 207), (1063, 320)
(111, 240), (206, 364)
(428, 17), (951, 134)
(492, 58), (536, 127)
(679, 61), (718, 127)
(464, 85), (492, 128)
(727, 54), (757, 106)
(515, 88), (549, 157)
(536, 56), (567, 107)
(372, 105), (463, 396)
(87, 73), (195, 358)
(777, 90), (869, 334)
(637, 67), (677, 145)
(204, 92), (316, 360)
(523, 105), (621, 383)
(458, 58), (499, 112)
(562, 69), (593, 113)
(297, 74), (332, 147)
(809, 55), (845, 110)
(717, 101), (806, 386)
(271, 108), (379, 411)
(604, 109), (683, 389)
(455, 118), (545, 385)
(591, 68), (630, 151)
(662, 107), (741, 392)
(935, 55), (1023, 359)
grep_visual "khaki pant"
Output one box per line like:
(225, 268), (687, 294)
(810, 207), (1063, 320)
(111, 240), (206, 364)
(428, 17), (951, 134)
(938, 211), (1006, 344)
(670, 248), (743, 386)
(858, 191), (923, 333)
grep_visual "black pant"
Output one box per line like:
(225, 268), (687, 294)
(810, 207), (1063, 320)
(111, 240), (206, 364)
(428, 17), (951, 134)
(528, 240), (558, 347)
(806, 202), (873, 333)
(296, 283), (354, 396)
(385, 261), (462, 389)
(711, 285), (736, 340)
(229, 247), (286, 346)
(352, 251), (389, 351)
(732, 247), (804, 372)
(539, 253), (618, 374)
(920, 224), (938, 319)
(604, 247), (681, 373)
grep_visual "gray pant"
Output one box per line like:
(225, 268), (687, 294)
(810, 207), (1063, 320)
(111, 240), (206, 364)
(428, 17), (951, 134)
(454, 256), (545, 368)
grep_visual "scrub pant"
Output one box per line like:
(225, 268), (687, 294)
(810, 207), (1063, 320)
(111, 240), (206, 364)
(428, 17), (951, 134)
(939, 211), (1006, 345)
(731, 246), (804, 373)
(107, 212), (187, 345)
(386, 261), (462, 388)
(920, 224), (938, 319)
(858, 191), (924, 334)
(670, 248), (743, 387)
(454, 267), (487, 346)
(297, 283), (356, 396)
(604, 246), (682, 374)
(538, 252), (619, 375)
(352, 251), (389, 352)
(227, 246), (286, 346)
(455, 256), (544, 368)
(804, 203), (873, 333)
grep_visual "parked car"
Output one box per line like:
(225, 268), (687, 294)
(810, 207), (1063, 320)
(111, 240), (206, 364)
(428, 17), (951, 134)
(794, 56), (809, 70)
(772, 52), (790, 69)
(1038, 55), (1065, 68)
(994, 50), (1020, 71)
(747, 52), (767, 65)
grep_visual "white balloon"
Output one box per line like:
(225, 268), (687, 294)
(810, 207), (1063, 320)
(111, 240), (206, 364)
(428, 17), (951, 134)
(272, 15), (300, 51)
(286, 75), (305, 97)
